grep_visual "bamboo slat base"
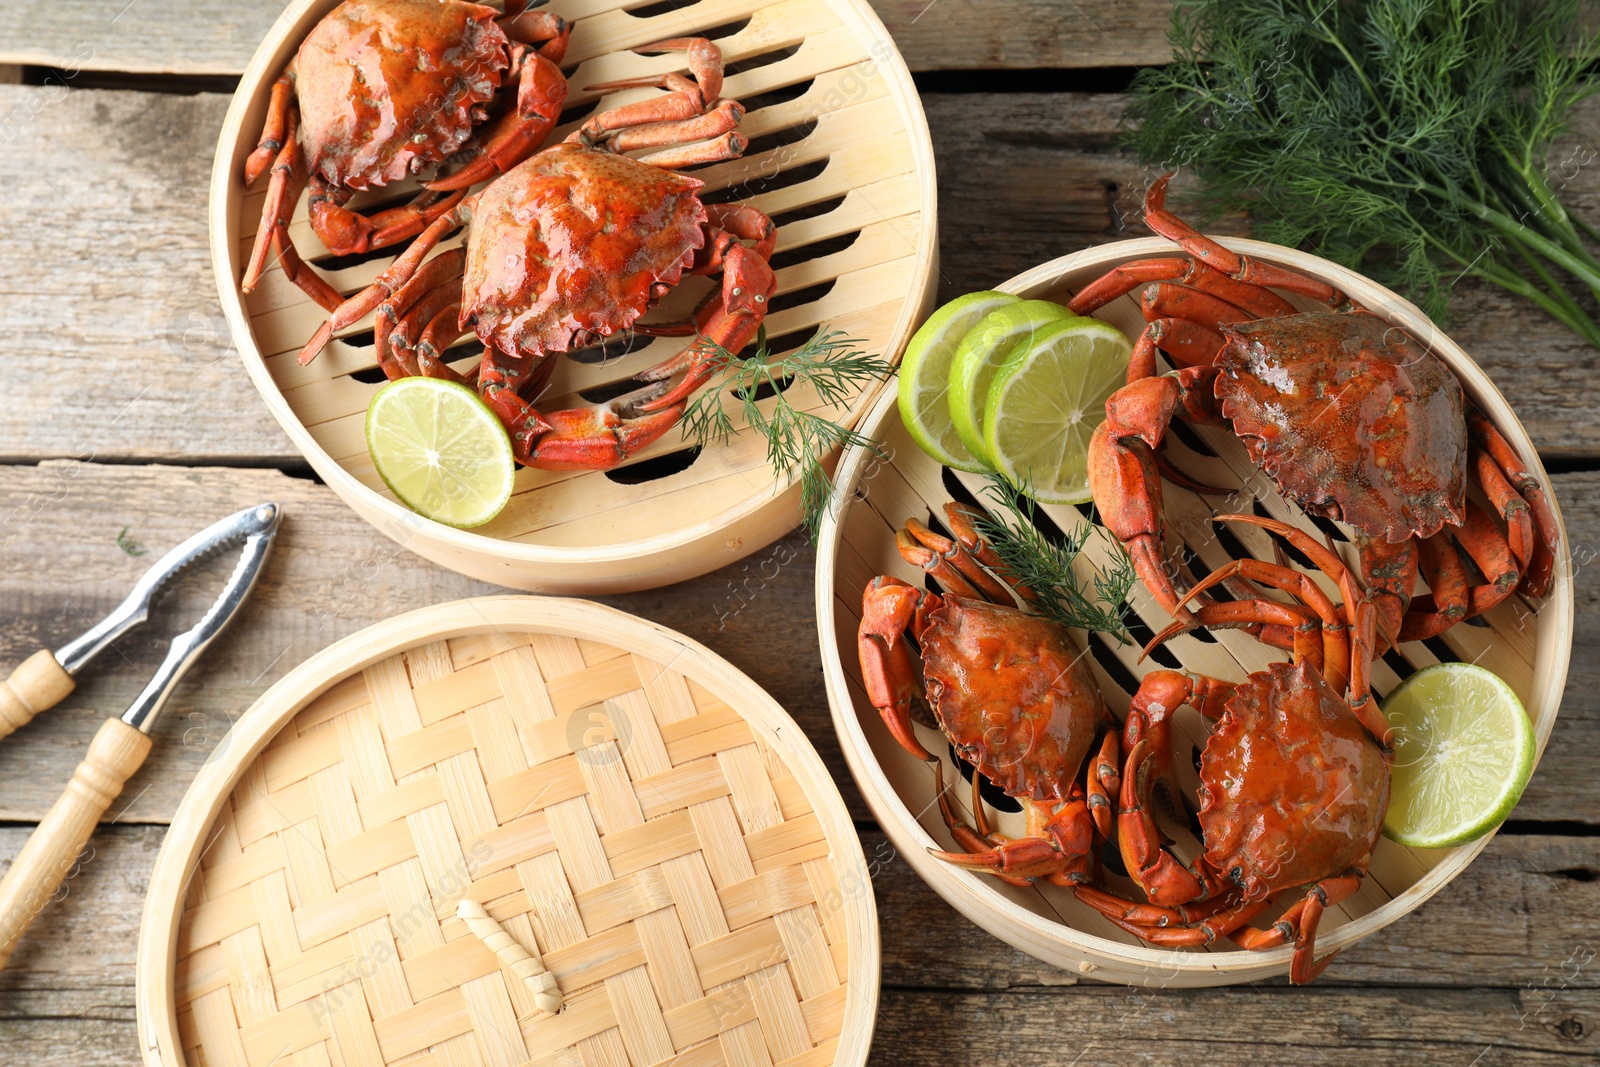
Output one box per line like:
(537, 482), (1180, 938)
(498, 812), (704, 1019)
(137, 598), (877, 1066)
(212, 0), (939, 593)
(816, 240), (1573, 987)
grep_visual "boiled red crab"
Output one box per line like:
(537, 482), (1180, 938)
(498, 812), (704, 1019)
(1081, 175), (1560, 650)
(859, 504), (1121, 886)
(242, 0), (571, 310)
(296, 37), (776, 470)
(1075, 525), (1392, 985)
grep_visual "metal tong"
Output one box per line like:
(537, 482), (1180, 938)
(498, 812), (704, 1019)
(0, 503), (282, 969)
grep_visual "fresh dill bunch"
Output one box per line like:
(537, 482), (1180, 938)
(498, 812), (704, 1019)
(1124, 0), (1600, 347)
(679, 328), (892, 540)
(969, 473), (1136, 643)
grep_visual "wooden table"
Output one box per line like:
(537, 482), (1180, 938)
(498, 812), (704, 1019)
(0, 3), (1596, 1063)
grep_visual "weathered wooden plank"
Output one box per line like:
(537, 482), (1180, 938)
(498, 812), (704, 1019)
(1, 825), (1594, 1064)
(0, 461), (843, 821)
(0, 462), (1596, 828)
(6, 86), (1600, 464)
(1, 825), (1594, 994)
(0, 0), (1179, 76)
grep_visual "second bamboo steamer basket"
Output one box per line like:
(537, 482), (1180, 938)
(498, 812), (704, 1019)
(816, 238), (1573, 987)
(213, 0), (937, 593)
(135, 597), (878, 1066)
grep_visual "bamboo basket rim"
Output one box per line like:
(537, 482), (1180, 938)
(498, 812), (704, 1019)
(814, 236), (1574, 982)
(135, 595), (881, 1064)
(210, 0), (939, 570)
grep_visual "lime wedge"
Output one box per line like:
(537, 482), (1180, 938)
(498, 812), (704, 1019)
(899, 291), (1021, 471)
(366, 378), (515, 528)
(948, 300), (1077, 467)
(1382, 662), (1537, 848)
(980, 316), (1132, 504)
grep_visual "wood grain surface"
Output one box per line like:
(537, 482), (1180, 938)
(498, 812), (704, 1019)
(0, 3), (1597, 1064)
(0, 0), (1180, 74)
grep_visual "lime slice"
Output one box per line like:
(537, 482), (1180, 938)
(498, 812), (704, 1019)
(948, 300), (1077, 466)
(898, 291), (1021, 471)
(1382, 662), (1536, 848)
(980, 316), (1132, 504)
(366, 378), (515, 528)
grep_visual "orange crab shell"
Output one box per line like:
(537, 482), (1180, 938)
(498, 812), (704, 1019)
(1198, 660), (1390, 901)
(296, 0), (509, 191)
(1216, 310), (1468, 544)
(461, 143), (710, 356)
(916, 596), (1102, 803)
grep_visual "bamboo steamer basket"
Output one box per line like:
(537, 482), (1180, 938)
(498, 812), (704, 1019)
(135, 597), (878, 1065)
(815, 239), (1573, 987)
(213, 0), (937, 594)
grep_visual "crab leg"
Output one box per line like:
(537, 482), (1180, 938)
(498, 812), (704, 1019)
(1470, 412), (1559, 597)
(1080, 887), (1273, 947)
(1140, 281), (1253, 333)
(591, 100), (746, 155)
(1142, 174), (1348, 305)
(381, 275), (464, 380)
(943, 502), (1039, 603)
(1399, 500), (1523, 641)
(244, 71), (293, 186)
(1170, 556), (1349, 690)
(931, 785), (1099, 886)
(1070, 256), (1297, 321)
(898, 518), (1014, 604)
(427, 38), (570, 192)
(1412, 530), (1470, 632)
(242, 109), (342, 311)
(308, 178), (466, 257)
(581, 38), (726, 136)
(1473, 446), (1536, 576)
(298, 195), (480, 365)
(1229, 871), (1364, 985)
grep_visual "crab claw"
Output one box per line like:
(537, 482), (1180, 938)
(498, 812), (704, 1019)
(858, 576), (938, 762)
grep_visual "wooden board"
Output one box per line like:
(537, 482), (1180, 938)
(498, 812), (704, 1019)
(214, 0), (937, 593)
(0, 0), (1182, 75)
(134, 597), (877, 1067)
(1, 9), (1599, 1064)
(817, 240), (1573, 986)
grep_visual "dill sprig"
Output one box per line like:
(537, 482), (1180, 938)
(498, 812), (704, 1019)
(679, 328), (892, 540)
(969, 473), (1136, 642)
(1124, 0), (1600, 347)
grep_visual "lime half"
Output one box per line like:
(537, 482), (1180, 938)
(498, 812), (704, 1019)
(366, 378), (515, 528)
(899, 291), (1020, 471)
(1382, 662), (1536, 849)
(948, 300), (1077, 467)
(981, 316), (1132, 504)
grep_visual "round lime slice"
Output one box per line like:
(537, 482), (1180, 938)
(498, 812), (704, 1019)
(1382, 662), (1537, 848)
(948, 300), (1077, 467)
(898, 290), (1021, 471)
(980, 316), (1132, 504)
(366, 378), (516, 528)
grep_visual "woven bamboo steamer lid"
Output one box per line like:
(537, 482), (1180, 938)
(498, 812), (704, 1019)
(135, 597), (878, 1065)
(212, 0), (938, 594)
(815, 238), (1572, 987)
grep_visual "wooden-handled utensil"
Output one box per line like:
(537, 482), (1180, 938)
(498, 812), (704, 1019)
(0, 503), (282, 970)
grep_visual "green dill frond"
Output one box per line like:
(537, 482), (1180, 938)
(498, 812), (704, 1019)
(969, 473), (1136, 643)
(1124, 0), (1600, 346)
(678, 327), (893, 540)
